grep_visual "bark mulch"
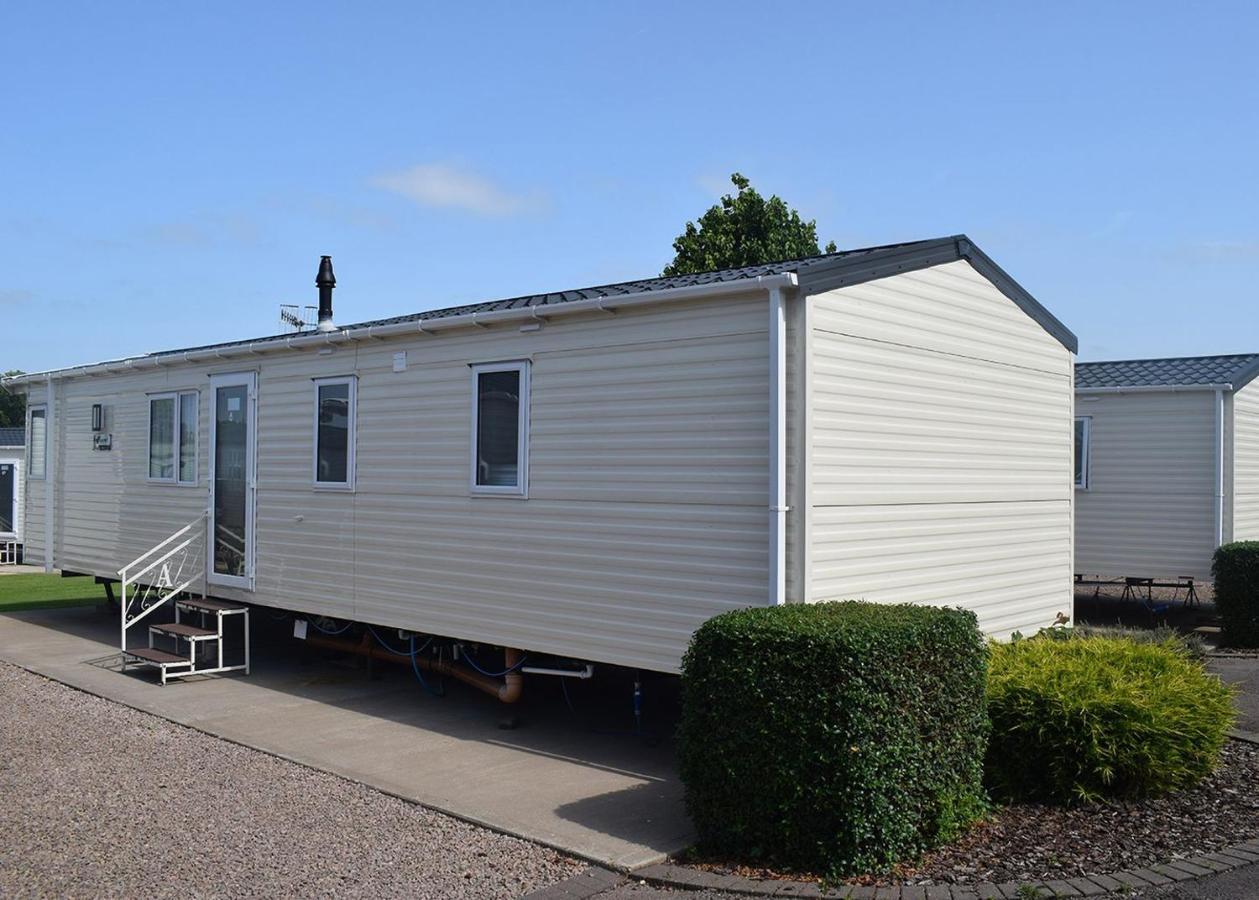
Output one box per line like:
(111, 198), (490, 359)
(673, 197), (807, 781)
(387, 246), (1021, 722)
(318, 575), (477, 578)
(687, 740), (1259, 888)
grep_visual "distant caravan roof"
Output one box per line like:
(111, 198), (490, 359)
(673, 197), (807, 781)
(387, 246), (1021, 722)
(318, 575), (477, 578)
(0, 426), (23, 447)
(3, 234), (1077, 384)
(1076, 354), (1259, 391)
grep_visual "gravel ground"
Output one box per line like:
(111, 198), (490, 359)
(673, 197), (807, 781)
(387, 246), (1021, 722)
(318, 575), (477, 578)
(0, 662), (583, 899)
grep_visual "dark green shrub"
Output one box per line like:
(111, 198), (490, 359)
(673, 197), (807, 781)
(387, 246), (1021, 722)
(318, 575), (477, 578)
(986, 636), (1235, 803)
(678, 601), (988, 877)
(1214, 542), (1259, 647)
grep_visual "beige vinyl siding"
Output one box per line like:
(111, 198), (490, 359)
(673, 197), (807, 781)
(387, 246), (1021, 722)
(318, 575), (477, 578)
(1074, 390), (1218, 580)
(1233, 380), (1259, 541)
(38, 295), (770, 673)
(807, 260), (1073, 639)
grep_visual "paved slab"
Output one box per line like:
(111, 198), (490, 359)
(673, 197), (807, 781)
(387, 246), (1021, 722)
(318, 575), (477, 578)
(0, 606), (692, 869)
(1207, 656), (1259, 740)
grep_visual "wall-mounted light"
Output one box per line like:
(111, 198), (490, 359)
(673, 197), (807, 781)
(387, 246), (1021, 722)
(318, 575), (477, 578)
(91, 404), (103, 432)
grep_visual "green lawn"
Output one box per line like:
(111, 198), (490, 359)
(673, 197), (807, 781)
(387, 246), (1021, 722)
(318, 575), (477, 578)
(0, 573), (108, 612)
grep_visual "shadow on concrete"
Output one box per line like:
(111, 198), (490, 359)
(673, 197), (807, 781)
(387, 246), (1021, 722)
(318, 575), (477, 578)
(0, 603), (692, 867)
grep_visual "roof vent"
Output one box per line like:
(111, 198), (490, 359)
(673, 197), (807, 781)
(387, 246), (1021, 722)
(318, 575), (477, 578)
(316, 255), (336, 333)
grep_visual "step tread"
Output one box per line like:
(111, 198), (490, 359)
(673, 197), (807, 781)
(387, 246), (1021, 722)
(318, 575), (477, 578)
(125, 647), (191, 665)
(177, 597), (246, 613)
(150, 623), (218, 639)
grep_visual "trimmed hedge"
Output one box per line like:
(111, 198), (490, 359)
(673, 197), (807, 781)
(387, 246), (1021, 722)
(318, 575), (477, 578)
(678, 602), (988, 877)
(1214, 542), (1259, 647)
(986, 636), (1235, 803)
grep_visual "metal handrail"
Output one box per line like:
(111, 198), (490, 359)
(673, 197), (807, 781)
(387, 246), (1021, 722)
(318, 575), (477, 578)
(118, 511), (209, 579)
(120, 512), (209, 653)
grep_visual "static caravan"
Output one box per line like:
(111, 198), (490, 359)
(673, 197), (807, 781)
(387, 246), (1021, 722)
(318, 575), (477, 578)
(6, 235), (1077, 676)
(0, 426), (23, 563)
(1075, 354), (1259, 583)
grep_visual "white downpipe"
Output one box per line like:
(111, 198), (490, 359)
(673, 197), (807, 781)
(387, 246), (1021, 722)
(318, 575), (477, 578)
(43, 375), (54, 573)
(768, 285), (787, 606)
(1214, 388), (1226, 548)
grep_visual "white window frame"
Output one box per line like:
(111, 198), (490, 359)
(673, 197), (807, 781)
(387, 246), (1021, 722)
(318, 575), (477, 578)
(147, 391), (199, 486)
(469, 360), (530, 498)
(27, 405), (47, 480)
(312, 376), (357, 491)
(1075, 415), (1091, 490)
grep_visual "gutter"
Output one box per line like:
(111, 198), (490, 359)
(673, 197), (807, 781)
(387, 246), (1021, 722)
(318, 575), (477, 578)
(1075, 383), (1233, 395)
(1, 274), (799, 387)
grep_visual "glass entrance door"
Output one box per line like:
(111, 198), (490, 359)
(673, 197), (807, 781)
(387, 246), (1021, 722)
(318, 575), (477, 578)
(208, 373), (255, 588)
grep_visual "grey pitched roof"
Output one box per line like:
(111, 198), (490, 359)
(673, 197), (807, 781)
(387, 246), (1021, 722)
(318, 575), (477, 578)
(1076, 354), (1259, 391)
(3, 234), (1077, 384)
(135, 235), (1074, 358)
(0, 426), (23, 447)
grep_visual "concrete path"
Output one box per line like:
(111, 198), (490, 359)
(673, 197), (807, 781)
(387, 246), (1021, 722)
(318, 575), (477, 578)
(0, 606), (692, 870)
(1207, 656), (1259, 742)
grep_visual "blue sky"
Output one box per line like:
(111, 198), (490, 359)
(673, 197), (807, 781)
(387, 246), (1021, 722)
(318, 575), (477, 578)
(3, 1), (1258, 371)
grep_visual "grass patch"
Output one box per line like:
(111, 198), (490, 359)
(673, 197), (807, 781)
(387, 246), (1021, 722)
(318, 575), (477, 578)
(0, 573), (107, 612)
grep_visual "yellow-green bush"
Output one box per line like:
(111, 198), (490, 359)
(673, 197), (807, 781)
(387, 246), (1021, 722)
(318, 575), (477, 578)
(986, 636), (1236, 803)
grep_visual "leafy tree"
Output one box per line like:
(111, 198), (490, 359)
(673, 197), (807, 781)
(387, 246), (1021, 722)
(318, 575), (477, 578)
(0, 370), (25, 428)
(663, 173), (837, 276)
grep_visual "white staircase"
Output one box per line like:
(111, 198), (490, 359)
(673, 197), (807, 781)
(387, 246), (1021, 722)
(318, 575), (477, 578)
(118, 512), (250, 684)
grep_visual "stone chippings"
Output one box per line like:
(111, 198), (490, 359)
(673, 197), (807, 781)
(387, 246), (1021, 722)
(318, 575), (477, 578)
(0, 662), (583, 899)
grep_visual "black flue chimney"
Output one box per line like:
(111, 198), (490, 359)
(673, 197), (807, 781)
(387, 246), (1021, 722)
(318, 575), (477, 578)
(316, 255), (336, 332)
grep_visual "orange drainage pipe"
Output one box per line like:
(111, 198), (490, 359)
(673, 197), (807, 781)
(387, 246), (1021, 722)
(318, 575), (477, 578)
(304, 632), (524, 704)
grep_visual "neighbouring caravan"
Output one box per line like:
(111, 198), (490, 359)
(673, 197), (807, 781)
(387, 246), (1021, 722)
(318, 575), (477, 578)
(0, 426), (23, 563)
(1075, 354), (1259, 582)
(6, 236), (1078, 674)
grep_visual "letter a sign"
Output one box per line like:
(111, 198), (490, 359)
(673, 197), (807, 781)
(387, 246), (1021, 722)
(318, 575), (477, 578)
(156, 562), (174, 589)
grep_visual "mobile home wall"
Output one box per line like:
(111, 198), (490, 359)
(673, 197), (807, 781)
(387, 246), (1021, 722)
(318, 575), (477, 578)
(30, 294), (772, 673)
(804, 260), (1074, 638)
(1074, 390), (1218, 580)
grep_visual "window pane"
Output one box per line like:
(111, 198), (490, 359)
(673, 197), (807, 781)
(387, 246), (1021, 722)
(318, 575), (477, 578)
(29, 408), (46, 479)
(1074, 419), (1085, 486)
(178, 393), (197, 483)
(214, 385), (248, 577)
(316, 382), (350, 484)
(476, 370), (520, 487)
(149, 398), (175, 480)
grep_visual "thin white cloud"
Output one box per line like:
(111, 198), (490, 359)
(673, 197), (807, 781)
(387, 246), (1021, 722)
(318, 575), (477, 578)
(370, 162), (544, 217)
(1191, 239), (1259, 260)
(0, 288), (33, 307)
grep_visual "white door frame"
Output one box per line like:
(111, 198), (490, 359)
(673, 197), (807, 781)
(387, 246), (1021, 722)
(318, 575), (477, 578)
(208, 372), (257, 591)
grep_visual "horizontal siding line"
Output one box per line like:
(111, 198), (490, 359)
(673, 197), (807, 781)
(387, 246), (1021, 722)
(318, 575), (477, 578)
(814, 498), (1067, 509)
(528, 327), (768, 360)
(812, 325), (1070, 379)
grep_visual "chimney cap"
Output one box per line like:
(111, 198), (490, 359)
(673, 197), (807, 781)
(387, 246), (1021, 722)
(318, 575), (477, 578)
(316, 255), (336, 288)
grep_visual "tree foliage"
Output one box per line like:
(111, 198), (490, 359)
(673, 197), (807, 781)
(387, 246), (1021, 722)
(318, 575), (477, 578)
(0, 370), (25, 428)
(663, 173), (837, 276)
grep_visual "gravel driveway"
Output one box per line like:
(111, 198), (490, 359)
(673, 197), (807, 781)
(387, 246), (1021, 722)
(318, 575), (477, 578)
(0, 662), (582, 899)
